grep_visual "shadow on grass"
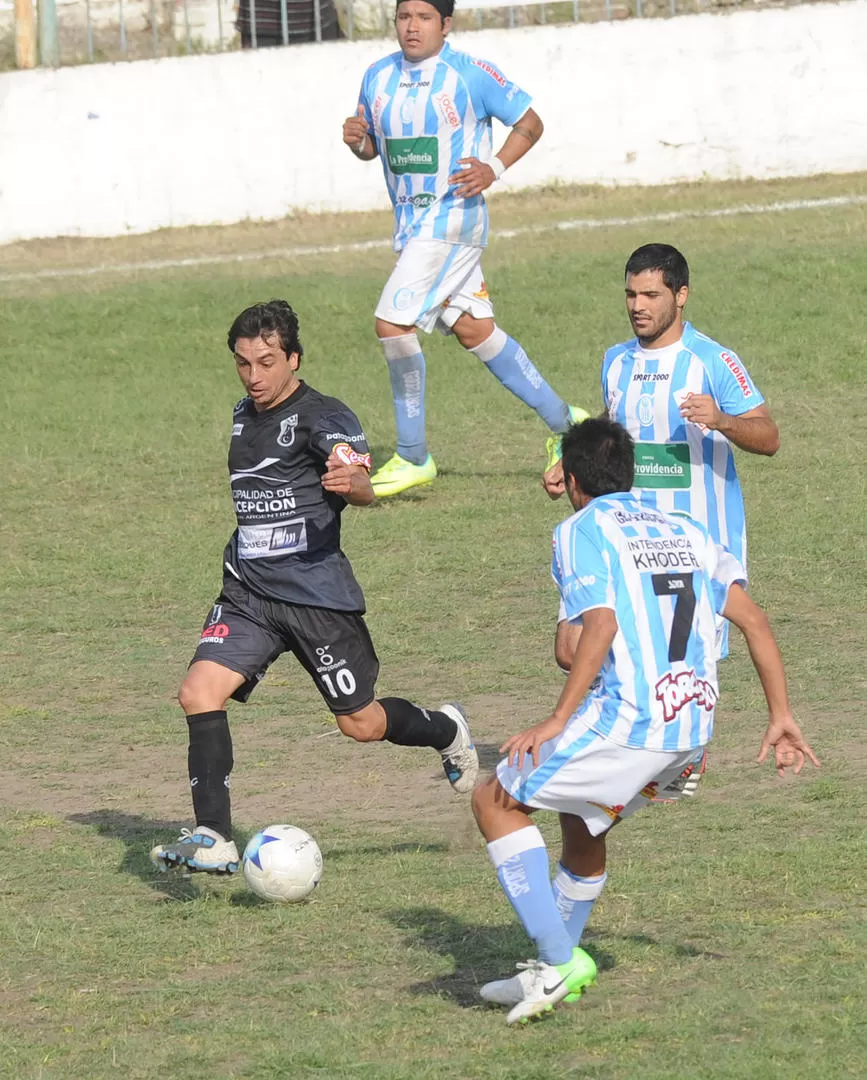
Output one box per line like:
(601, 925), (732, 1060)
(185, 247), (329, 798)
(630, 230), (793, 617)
(388, 905), (616, 1007)
(67, 809), (256, 901)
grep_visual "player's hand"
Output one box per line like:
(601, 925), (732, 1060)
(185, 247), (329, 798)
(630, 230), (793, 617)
(542, 461), (565, 500)
(448, 157), (496, 198)
(679, 392), (723, 431)
(757, 714), (820, 777)
(501, 714), (568, 771)
(343, 104), (369, 153)
(321, 453), (371, 499)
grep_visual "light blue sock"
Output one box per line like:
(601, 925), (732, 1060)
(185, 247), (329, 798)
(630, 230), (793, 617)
(471, 326), (570, 432)
(487, 826), (575, 966)
(552, 864), (607, 946)
(380, 333), (427, 465)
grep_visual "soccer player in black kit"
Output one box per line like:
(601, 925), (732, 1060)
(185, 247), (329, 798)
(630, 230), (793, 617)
(151, 300), (478, 874)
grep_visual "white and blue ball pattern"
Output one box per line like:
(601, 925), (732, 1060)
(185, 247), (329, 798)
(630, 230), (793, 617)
(242, 824), (323, 903)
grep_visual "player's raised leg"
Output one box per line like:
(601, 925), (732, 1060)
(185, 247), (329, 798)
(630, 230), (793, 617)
(471, 776), (598, 1024)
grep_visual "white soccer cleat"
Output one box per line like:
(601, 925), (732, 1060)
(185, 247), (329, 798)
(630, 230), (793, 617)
(480, 949), (597, 1024)
(438, 703), (479, 794)
(150, 826), (240, 874)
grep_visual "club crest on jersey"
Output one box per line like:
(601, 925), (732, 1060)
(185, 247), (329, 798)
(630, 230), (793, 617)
(277, 414), (298, 448)
(637, 393), (655, 427)
(333, 442), (372, 470)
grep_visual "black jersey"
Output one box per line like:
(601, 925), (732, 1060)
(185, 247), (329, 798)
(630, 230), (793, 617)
(222, 381), (372, 611)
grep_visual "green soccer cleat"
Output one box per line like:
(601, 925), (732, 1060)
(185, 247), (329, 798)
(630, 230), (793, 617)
(481, 947), (597, 1019)
(370, 453), (437, 497)
(545, 405), (591, 472)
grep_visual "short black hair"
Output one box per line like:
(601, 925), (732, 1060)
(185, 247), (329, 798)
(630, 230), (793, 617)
(396, 0), (455, 20)
(562, 416), (634, 498)
(624, 243), (689, 295)
(227, 300), (304, 363)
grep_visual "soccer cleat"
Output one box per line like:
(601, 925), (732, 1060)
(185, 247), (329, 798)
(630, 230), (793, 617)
(653, 748), (708, 803)
(370, 453), (437, 497)
(150, 826), (240, 874)
(545, 405), (591, 472)
(480, 947), (597, 1011)
(438, 703), (479, 794)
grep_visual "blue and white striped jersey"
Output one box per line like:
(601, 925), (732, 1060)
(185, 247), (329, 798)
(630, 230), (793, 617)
(601, 322), (764, 571)
(358, 42), (532, 251)
(552, 493), (746, 751)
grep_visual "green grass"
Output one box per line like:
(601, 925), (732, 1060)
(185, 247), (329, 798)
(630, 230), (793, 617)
(0, 174), (865, 1078)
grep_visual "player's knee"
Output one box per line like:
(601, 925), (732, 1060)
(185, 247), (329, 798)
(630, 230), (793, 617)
(453, 314), (495, 351)
(470, 776), (500, 827)
(335, 711), (383, 743)
(178, 679), (223, 716)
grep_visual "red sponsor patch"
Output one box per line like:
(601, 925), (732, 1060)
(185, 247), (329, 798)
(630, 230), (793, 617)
(200, 622), (230, 643)
(655, 669), (716, 723)
(435, 92), (461, 129)
(333, 442), (372, 470)
(720, 351), (753, 398)
(471, 59), (506, 87)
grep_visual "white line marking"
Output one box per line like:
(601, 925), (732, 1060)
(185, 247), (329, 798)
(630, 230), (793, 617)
(1, 194), (865, 284)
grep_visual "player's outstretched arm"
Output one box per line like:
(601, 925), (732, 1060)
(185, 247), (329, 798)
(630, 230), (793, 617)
(321, 454), (375, 505)
(723, 584), (820, 776)
(449, 108), (544, 198)
(502, 607), (616, 769)
(342, 104), (378, 161)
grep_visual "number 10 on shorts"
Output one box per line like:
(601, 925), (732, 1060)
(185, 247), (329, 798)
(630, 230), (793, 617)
(316, 646), (358, 698)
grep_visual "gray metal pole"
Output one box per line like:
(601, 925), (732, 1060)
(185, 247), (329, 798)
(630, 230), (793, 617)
(280, 0), (288, 45)
(85, 0), (94, 60)
(347, 0), (353, 41)
(507, 6), (514, 29)
(314, 0), (321, 42)
(183, 0), (191, 52)
(217, 0), (224, 50)
(572, 0), (578, 22)
(37, 0), (60, 66)
(150, 0), (157, 56)
(250, 0), (258, 48)
(636, 0), (642, 17)
(119, 0), (127, 56)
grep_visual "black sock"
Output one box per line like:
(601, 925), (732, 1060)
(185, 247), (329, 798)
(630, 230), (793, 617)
(379, 698), (458, 751)
(187, 710), (234, 840)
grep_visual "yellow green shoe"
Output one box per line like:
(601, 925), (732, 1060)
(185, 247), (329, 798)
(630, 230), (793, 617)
(370, 452), (437, 497)
(545, 405), (591, 471)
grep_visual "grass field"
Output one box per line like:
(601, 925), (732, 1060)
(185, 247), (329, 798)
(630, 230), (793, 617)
(1, 173), (865, 1079)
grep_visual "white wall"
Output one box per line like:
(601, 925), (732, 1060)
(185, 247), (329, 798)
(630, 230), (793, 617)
(1, 2), (865, 244)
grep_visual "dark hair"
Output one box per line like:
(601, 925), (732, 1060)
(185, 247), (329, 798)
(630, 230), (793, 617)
(396, 0), (455, 20)
(562, 416), (634, 498)
(624, 243), (689, 295)
(227, 300), (304, 363)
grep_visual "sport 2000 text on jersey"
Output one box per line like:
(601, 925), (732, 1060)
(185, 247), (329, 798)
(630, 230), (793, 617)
(224, 382), (372, 611)
(358, 41), (532, 251)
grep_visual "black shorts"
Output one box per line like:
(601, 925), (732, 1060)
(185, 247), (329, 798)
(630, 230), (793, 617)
(190, 577), (379, 715)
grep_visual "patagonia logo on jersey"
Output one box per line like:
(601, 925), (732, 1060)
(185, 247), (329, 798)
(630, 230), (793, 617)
(386, 137), (438, 175)
(471, 59), (506, 86)
(333, 442), (372, 470)
(720, 351), (753, 398)
(434, 92), (461, 129)
(655, 670), (717, 723)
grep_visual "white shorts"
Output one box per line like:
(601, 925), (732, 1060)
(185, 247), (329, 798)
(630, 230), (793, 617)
(375, 238), (495, 334)
(496, 719), (704, 837)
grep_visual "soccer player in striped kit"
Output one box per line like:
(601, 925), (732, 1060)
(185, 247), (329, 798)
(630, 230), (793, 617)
(472, 418), (817, 1024)
(342, 0), (586, 497)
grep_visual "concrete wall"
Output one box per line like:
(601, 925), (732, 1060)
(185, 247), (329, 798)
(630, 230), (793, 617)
(1, 2), (864, 244)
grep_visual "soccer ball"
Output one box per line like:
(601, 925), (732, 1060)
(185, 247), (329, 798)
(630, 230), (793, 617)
(242, 824), (323, 903)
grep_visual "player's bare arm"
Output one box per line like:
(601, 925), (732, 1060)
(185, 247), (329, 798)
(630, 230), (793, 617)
(342, 105), (378, 161)
(679, 398), (780, 455)
(321, 453), (375, 505)
(722, 583), (819, 775)
(502, 607), (617, 770)
(449, 107), (544, 198)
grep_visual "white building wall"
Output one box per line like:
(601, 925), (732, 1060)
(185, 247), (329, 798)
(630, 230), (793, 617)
(0, 2), (864, 244)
